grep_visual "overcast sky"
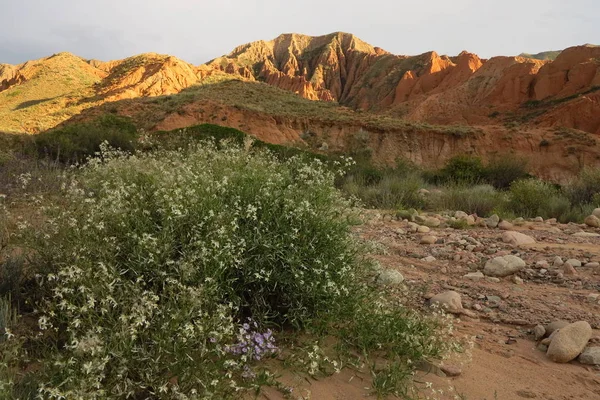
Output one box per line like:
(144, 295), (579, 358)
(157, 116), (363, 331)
(1, 0), (598, 65)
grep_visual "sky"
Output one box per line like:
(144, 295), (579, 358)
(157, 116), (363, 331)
(0, 0), (598, 65)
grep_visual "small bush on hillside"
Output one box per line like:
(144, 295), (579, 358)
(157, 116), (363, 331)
(429, 185), (504, 217)
(341, 172), (425, 210)
(34, 115), (138, 163)
(483, 156), (529, 189)
(565, 167), (600, 206)
(507, 179), (560, 218)
(438, 155), (485, 184)
(6, 143), (450, 398)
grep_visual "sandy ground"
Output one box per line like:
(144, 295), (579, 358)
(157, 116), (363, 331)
(256, 213), (600, 399)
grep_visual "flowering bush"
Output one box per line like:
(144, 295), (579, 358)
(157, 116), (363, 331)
(2, 141), (454, 398)
(13, 142), (365, 398)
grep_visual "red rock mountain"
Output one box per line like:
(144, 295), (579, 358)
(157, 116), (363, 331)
(1, 33), (599, 180)
(209, 33), (600, 133)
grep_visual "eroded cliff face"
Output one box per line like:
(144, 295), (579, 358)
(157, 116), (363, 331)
(209, 35), (600, 133)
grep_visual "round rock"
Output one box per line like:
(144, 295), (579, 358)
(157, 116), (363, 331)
(483, 255), (526, 277)
(546, 321), (592, 363)
(502, 231), (536, 246)
(376, 269), (405, 286)
(585, 215), (600, 228)
(429, 291), (463, 313)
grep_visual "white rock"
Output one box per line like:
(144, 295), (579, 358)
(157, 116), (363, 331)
(501, 231), (536, 246)
(484, 255), (527, 277)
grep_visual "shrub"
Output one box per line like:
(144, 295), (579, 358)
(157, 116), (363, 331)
(507, 179), (560, 218)
(483, 156), (529, 189)
(429, 185), (504, 217)
(438, 155), (485, 184)
(341, 172), (425, 210)
(565, 167), (600, 206)
(34, 115), (138, 163)
(10, 143), (450, 397)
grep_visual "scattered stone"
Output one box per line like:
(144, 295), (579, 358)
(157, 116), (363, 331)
(486, 295), (502, 304)
(535, 260), (550, 269)
(422, 256), (436, 263)
(584, 262), (599, 268)
(484, 255), (526, 277)
(585, 215), (600, 228)
(455, 211), (468, 219)
(537, 343), (549, 353)
(533, 217), (544, 223)
(572, 232), (600, 238)
(587, 293), (600, 302)
(540, 337), (553, 346)
(417, 225), (431, 233)
(546, 321), (592, 363)
(418, 188), (430, 196)
(440, 364), (462, 377)
(553, 257), (564, 267)
(420, 235), (437, 245)
(533, 325), (546, 341)
(516, 389), (538, 398)
(513, 217), (525, 226)
(562, 262), (577, 276)
(545, 320), (569, 337)
(566, 259), (582, 267)
(486, 214), (500, 228)
(407, 222), (419, 232)
(512, 276), (524, 285)
(546, 218), (557, 225)
(429, 291), (463, 313)
(578, 346), (600, 365)
(593, 208), (600, 218)
(464, 271), (485, 281)
(415, 360), (446, 377)
(417, 216), (441, 228)
(485, 277), (501, 283)
(395, 228), (406, 235)
(376, 269), (405, 286)
(502, 231), (536, 246)
(498, 220), (514, 230)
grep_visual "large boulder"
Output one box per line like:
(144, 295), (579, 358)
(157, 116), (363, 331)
(584, 215), (600, 228)
(546, 321), (592, 363)
(483, 255), (526, 277)
(501, 231), (536, 246)
(593, 208), (600, 218)
(429, 291), (463, 313)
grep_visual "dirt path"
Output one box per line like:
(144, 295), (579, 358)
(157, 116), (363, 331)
(258, 213), (600, 399)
